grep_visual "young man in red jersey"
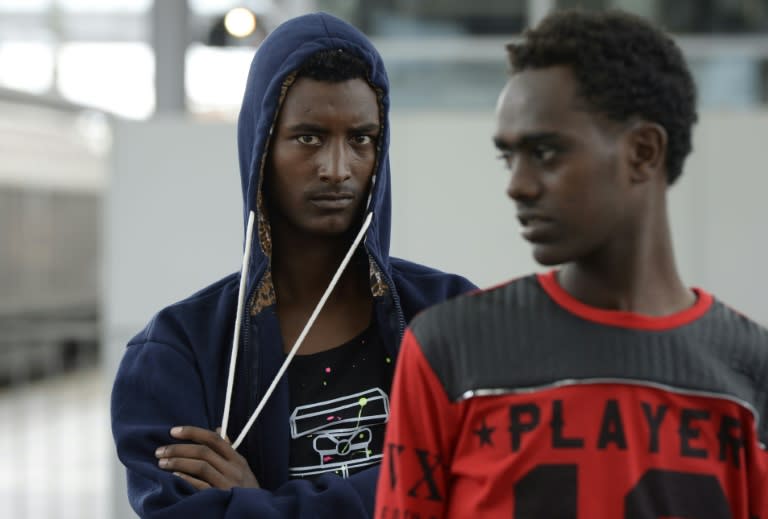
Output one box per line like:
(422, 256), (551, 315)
(376, 9), (768, 518)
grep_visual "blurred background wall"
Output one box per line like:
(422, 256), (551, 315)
(1, 0), (766, 517)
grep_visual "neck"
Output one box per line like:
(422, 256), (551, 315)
(271, 227), (366, 305)
(558, 195), (695, 316)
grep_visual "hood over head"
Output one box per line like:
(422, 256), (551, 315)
(237, 12), (393, 309)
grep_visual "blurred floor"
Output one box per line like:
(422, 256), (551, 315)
(0, 368), (109, 519)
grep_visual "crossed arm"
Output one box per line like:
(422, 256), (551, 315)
(155, 425), (260, 491)
(113, 340), (379, 517)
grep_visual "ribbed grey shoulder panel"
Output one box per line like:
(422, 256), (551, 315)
(409, 275), (768, 440)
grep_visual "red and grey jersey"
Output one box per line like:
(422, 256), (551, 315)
(375, 271), (768, 518)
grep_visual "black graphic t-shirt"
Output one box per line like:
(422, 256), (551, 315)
(287, 321), (395, 479)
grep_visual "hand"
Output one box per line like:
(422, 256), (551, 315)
(155, 426), (260, 491)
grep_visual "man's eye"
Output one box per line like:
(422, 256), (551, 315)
(351, 135), (374, 145)
(496, 152), (514, 169)
(533, 145), (557, 162)
(297, 135), (321, 145)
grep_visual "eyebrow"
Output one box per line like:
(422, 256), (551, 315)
(285, 122), (380, 134)
(285, 123), (328, 134)
(493, 132), (563, 151)
(350, 123), (381, 134)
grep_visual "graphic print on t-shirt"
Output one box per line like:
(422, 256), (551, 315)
(289, 387), (390, 478)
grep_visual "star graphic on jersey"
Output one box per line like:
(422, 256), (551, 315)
(473, 418), (495, 447)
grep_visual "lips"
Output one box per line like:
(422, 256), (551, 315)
(517, 212), (551, 226)
(517, 213), (555, 241)
(309, 192), (355, 210)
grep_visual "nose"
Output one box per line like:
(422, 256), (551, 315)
(318, 139), (352, 184)
(506, 156), (541, 201)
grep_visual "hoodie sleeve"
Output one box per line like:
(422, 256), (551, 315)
(111, 339), (380, 518)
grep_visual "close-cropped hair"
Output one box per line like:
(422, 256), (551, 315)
(507, 9), (698, 184)
(296, 48), (369, 83)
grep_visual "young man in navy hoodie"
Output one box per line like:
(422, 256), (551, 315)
(376, 9), (768, 518)
(111, 12), (474, 519)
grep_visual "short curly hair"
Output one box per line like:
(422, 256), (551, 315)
(296, 48), (369, 82)
(507, 9), (698, 184)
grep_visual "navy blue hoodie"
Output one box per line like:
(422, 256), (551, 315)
(111, 12), (475, 518)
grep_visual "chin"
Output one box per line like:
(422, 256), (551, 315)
(310, 216), (357, 236)
(531, 243), (569, 267)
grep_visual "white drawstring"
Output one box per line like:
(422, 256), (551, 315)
(230, 211), (374, 450)
(220, 210), (256, 441)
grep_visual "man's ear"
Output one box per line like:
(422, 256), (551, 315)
(625, 121), (667, 184)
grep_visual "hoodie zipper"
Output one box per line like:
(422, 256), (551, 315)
(371, 252), (406, 348)
(239, 277), (259, 460)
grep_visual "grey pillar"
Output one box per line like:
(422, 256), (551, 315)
(152, 0), (188, 114)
